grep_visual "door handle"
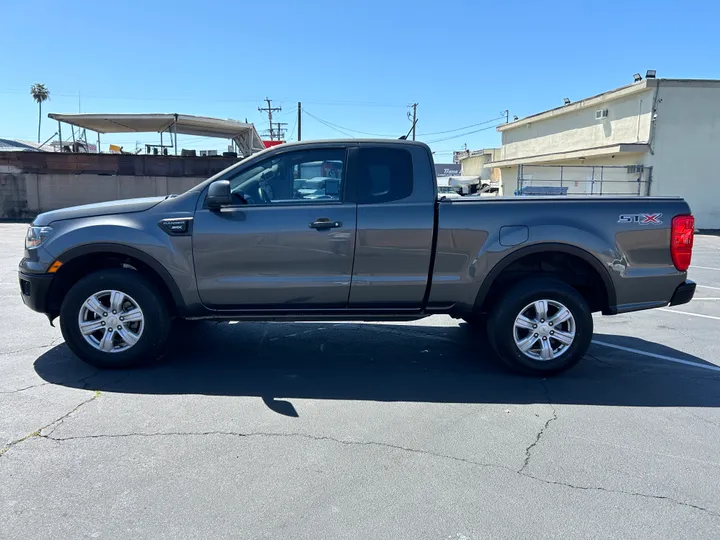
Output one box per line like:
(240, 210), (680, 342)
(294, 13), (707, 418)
(309, 218), (342, 230)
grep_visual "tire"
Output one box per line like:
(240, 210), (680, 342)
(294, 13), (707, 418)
(487, 278), (593, 376)
(59, 268), (172, 369)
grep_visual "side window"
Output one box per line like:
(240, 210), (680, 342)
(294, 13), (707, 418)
(227, 149), (345, 205)
(354, 147), (413, 204)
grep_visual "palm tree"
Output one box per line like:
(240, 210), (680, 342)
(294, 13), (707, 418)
(30, 83), (50, 143)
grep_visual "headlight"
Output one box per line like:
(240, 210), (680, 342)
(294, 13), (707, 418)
(25, 226), (53, 249)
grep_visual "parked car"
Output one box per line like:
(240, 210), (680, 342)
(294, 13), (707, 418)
(19, 140), (696, 375)
(437, 185), (463, 199)
(296, 177), (342, 200)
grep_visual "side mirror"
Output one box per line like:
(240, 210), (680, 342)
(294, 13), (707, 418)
(206, 180), (232, 209)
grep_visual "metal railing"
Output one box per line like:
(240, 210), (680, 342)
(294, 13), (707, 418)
(517, 164), (652, 196)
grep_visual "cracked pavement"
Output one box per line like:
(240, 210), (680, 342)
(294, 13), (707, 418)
(2, 223), (720, 539)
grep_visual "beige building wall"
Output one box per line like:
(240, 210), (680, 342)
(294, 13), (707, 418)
(459, 149), (501, 182)
(459, 155), (486, 177)
(491, 79), (720, 227)
(646, 81), (720, 229)
(500, 87), (655, 160)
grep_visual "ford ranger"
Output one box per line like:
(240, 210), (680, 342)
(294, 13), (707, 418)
(18, 140), (696, 375)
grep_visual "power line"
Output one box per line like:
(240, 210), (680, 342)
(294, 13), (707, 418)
(287, 113), (298, 141)
(418, 115), (505, 136)
(301, 99), (406, 108)
(278, 106), (298, 118)
(302, 110), (356, 138)
(302, 110), (395, 137)
(426, 124), (499, 144)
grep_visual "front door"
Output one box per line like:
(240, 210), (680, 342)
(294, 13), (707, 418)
(192, 147), (356, 309)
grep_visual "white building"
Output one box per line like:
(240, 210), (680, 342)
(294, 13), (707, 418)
(455, 148), (500, 180)
(487, 75), (720, 228)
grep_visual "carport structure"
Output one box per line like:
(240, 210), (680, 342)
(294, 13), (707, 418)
(47, 112), (265, 157)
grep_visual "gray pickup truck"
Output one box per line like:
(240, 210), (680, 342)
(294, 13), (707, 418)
(19, 140), (696, 375)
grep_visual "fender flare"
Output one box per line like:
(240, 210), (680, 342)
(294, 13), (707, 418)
(56, 243), (186, 312)
(473, 242), (617, 313)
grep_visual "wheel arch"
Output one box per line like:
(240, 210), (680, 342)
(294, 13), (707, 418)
(48, 243), (186, 316)
(472, 242), (617, 315)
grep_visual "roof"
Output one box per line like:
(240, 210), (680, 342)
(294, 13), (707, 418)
(0, 138), (42, 152)
(484, 143), (649, 168)
(457, 148), (497, 159)
(499, 77), (720, 132)
(47, 113), (265, 155)
(498, 81), (651, 132)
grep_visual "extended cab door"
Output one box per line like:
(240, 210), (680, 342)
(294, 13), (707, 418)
(346, 144), (436, 308)
(192, 147), (356, 309)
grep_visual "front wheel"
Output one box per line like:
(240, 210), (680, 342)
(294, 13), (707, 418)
(60, 269), (172, 369)
(487, 278), (593, 376)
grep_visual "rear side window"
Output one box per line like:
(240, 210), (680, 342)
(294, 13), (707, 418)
(354, 148), (413, 204)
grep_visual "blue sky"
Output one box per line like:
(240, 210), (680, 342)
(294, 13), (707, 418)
(3, 0), (718, 160)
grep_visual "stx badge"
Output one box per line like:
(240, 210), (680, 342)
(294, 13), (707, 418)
(618, 213), (663, 225)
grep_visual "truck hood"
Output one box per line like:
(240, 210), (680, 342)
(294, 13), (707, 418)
(33, 196), (167, 226)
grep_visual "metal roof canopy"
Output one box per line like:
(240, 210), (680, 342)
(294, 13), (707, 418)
(47, 113), (265, 156)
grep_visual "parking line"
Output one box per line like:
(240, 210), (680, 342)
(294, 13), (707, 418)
(691, 265), (720, 271)
(591, 340), (720, 372)
(658, 308), (720, 321)
(692, 298), (720, 301)
(696, 285), (720, 291)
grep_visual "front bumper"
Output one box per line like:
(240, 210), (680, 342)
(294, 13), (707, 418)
(669, 280), (696, 307)
(18, 272), (54, 314)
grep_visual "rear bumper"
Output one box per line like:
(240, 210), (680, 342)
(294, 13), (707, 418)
(669, 280), (696, 307)
(18, 272), (54, 314)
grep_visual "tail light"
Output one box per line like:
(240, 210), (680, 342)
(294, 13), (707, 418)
(671, 215), (695, 271)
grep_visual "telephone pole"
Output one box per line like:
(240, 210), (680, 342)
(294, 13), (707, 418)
(258, 97), (282, 140)
(409, 103), (418, 140)
(412, 103), (418, 140)
(262, 122), (287, 141)
(297, 102), (302, 141)
(271, 122), (288, 140)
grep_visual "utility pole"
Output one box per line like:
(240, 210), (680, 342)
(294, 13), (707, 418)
(297, 102), (302, 141)
(273, 122), (288, 140)
(258, 97), (282, 140)
(263, 122), (288, 141)
(504, 109), (509, 123)
(411, 103), (418, 140)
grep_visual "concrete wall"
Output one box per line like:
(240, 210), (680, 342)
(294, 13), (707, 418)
(459, 150), (501, 182)
(500, 88), (655, 160)
(498, 166), (518, 196)
(459, 155), (487, 177)
(0, 171), (28, 219)
(647, 81), (720, 229)
(21, 173), (204, 215)
(0, 152), (236, 218)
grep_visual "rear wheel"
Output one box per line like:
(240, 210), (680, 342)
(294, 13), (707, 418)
(60, 269), (172, 369)
(487, 278), (592, 375)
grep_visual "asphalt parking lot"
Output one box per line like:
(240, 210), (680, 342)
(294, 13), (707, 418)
(2, 222), (720, 539)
